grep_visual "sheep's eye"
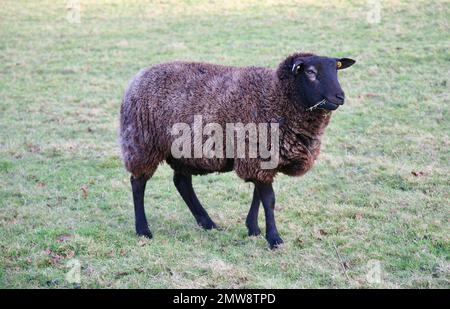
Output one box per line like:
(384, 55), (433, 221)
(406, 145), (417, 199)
(336, 61), (342, 69)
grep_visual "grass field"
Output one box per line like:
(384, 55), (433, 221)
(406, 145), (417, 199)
(0, 0), (449, 288)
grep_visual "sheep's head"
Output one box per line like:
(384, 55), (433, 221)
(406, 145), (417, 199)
(278, 54), (355, 111)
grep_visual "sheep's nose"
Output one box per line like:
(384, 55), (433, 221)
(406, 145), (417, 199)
(335, 93), (345, 105)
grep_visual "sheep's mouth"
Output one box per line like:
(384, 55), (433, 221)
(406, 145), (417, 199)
(307, 99), (339, 111)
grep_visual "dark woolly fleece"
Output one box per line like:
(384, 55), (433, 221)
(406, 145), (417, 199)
(120, 53), (332, 184)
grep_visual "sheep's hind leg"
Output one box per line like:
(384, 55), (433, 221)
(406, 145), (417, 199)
(173, 172), (217, 230)
(246, 187), (261, 236)
(255, 182), (283, 249)
(131, 175), (152, 238)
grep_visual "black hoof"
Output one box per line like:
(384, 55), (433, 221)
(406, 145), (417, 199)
(247, 226), (261, 237)
(198, 218), (217, 230)
(267, 234), (283, 249)
(136, 227), (152, 239)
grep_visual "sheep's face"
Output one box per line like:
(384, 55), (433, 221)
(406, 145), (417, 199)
(291, 56), (355, 111)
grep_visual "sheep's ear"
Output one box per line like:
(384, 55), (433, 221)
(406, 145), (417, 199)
(291, 59), (304, 75)
(337, 58), (356, 70)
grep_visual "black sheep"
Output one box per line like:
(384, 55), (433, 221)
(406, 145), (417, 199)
(120, 52), (355, 248)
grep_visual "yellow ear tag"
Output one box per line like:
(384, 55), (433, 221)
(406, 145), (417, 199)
(337, 61), (342, 69)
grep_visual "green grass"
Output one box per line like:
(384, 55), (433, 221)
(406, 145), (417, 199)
(0, 0), (449, 288)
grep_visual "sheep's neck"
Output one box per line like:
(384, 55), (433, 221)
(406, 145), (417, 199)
(281, 103), (332, 141)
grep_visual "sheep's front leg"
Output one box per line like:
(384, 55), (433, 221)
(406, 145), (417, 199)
(131, 175), (152, 238)
(255, 182), (283, 249)
(173, 172), (217, 230)
(246, 187), (261, 236)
